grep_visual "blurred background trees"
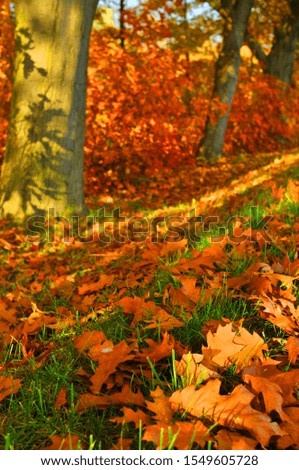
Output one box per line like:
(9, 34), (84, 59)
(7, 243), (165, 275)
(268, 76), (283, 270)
(0, 0), (298, 214)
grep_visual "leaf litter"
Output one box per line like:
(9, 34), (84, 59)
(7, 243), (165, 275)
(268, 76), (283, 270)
(0, 158), (299, 449)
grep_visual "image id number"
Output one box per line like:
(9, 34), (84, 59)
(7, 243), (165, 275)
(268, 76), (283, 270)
(184, 455), (259, 466)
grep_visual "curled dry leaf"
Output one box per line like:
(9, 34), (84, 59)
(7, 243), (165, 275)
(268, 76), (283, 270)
(120, 295), (183, 329)
(285, 336), (299, 364)
(160, 238), (188, 256)
(77, 274), (115, 295)
(119, 296), (156, 326)
(110, 384), (146, 407)
(144, 306), (184, 330)
(277, 407), (299, 450)
(259, 296), (299, 335)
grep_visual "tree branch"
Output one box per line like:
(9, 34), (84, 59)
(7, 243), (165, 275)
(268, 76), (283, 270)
(288, 0), (299, 17)
(245, 33), (269, 65)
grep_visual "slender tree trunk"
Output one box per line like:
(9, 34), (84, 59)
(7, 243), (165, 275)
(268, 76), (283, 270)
(0, 0), (98, 219)
(182, 0), (192, 113)
(197, 0), (253, 162)
(247, 0), (299, 85)
(120, 0), (125, 49)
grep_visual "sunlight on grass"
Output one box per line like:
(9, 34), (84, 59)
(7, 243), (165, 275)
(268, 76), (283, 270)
(0, 163), (298, 450)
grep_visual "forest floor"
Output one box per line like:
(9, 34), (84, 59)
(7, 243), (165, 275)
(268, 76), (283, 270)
(0, 150), (299, 450)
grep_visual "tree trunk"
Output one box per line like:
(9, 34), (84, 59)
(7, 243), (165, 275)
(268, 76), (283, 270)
(247, 0), (299, 85)
(0, 0), (98, 219)
(198, 0), (253, 162)
(120, 0), (126, 49)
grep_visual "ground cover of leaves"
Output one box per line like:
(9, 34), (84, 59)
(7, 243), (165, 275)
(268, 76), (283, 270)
(0, 151), (299, 450)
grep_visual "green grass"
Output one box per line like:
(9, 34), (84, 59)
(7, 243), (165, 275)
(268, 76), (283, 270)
(1, 333), (123, 450)
(0, 171), (298, 450)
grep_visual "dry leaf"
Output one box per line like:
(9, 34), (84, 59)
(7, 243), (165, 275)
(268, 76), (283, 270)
(54, 388), (67, 410)
(43, 434), (82, 450)
(202, 323), (267, 372)
(145, 386), (173, 424)
(0, 375), (21, 402)
(170, 380), (284, 447)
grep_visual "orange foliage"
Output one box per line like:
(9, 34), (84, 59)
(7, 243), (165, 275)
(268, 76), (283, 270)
(1, 3), (299, 451)
(226, 66), (299, 154)
(0, 170), (299, 449)
(1, 2), (299, 188)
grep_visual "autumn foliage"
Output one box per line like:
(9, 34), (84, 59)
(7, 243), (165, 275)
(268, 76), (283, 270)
(83, 5), (299, 191)
(1, 3), (299, 190)
(1, 0), (299, 451)
(0, 163), (299, 449)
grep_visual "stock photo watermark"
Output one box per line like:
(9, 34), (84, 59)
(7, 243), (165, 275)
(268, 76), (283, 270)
(26, 206), (273, 245)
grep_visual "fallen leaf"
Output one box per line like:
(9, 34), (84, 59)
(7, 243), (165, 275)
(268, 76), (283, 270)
(0, 375), (21, 402)
(54, 388), (67, 410)
(175, 353), (221, 384)
(145, 386), (173, 424)
(243, 374), (289, 421)
(285, 337), (299, 364)
(215, 429), (258, 450)
(112, 407), (152, 427)
(170, 380), (283, 447)
(89, 340), (134, 393)
(74, 330), (113, 359)
(143, 420), (209, 450)
(76, 393), (111, 412)
(202, 323), (267, 372)
(110, 384), (146, 407)
(78, 275), (115, 295)
(137, 332), (175, 362)
(119, 296), (156, 326)
(43, 434), (82, 450)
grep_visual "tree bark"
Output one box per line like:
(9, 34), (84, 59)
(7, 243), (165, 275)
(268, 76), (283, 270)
(0, 0), (98, 219)
(120, 0), (125, 49)
(198, 0), (253, 162)
(247, 0), (299, 85)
